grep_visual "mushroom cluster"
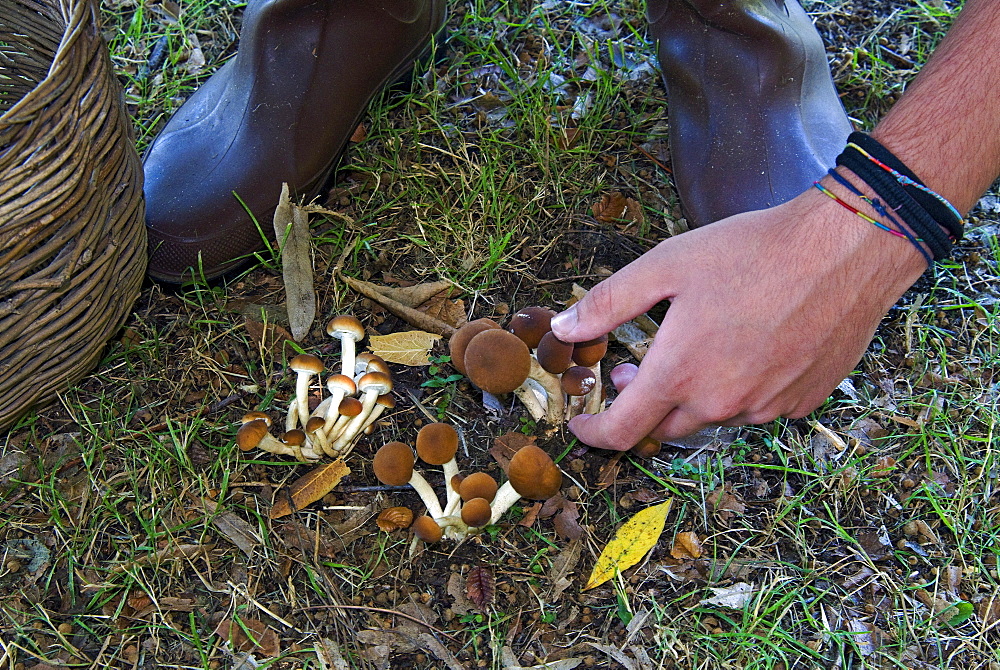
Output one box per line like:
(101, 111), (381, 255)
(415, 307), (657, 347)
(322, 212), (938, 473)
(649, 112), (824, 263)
(372, 423), (563, 542)
(450, 307), (607, 425)
(236, 314), (396, 461)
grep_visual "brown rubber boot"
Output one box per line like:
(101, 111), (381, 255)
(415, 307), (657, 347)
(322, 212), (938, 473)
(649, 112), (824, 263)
(143, 0), (446, 282)
(647, 0), (852, 227)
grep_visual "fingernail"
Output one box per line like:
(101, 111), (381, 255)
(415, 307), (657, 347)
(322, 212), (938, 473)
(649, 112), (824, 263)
(550, 305), (578, 338)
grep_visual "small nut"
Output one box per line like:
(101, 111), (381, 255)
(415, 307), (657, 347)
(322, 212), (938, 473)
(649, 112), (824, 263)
(376, 506), (414, 532)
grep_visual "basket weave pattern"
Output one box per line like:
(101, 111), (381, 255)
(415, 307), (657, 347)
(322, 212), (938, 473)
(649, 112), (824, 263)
(0, 0), (146, 428)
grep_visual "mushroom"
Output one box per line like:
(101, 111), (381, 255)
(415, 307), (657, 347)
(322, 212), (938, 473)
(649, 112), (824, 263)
(305, 415), (332, 456)
(461, 498), (492, 529)
(448, 318), (501, 376)
(372, 442), (443, 519)
(356, 393), (396, 437)
(322, 373), (357, 434)
(326, 396), (364, 444)
(330, 371), (393, 452)
(326, 315), (365, 377)
(535, 331), (574, 374)
(236, 419), (320, 461)
(241, 411), (272, 427)
(463, 329), (532, 395)
(630, 436), (662, 459)
(561, 365), (597, 419)
(289, 354), (324, 429)
(489, 445), (563, 525)
(412, 515), (443, 543)
(458, 472), (498, 503)
(572, 334), (608, 415)
(416, 423), (460, 515)
(509, 306), (556, 349)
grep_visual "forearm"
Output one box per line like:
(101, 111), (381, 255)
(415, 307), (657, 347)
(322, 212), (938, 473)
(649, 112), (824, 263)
(872, 0), (1000, 215)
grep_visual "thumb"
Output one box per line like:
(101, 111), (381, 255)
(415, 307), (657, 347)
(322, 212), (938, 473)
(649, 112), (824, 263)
(550, 246), (677, 342)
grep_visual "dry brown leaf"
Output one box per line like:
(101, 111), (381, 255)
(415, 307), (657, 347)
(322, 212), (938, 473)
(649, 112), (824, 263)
(378, 279), (456, 308)
(517, 501), (542, 527)
(490, 432), (536, 471)
(671, 531), (703, 559)
(547, 539), (582, 600)
(202, 499), (260, 558)
(447, 573), (475, 615)
(419, 294), (467, 329)
(556, 126), (582, 150)
(273, 183), (316, 341)
(214, 617), (280, 657)
(376, 506), (414, 532)
(274, 519), (340, 558)
(350, 123), (367, 143)
(595, 451), (625, 490)
(269, 459), (350, 519)
(368, 330), (442, 366)
(706, 485), (746, 523)
(593, 192), (628, 222)
(553, 500), (585, 540)
(340, 274), (456, 337)
(466, 566), (496, 610)
(977, 594), (1000, 626)
(244, 318), (295, 357)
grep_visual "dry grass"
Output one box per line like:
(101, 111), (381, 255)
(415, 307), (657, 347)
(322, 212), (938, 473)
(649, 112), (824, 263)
(2, 0), (999, 669)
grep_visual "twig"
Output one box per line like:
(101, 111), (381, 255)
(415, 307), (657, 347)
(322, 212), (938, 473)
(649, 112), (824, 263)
(339, 273), (456, 338)
(634, 143), (672, 174)
(297, 604), (458, 641)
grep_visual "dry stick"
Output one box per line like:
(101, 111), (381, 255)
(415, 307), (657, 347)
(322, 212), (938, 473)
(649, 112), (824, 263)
(297, 604), (458, 641)
(339, 274), (457, 338)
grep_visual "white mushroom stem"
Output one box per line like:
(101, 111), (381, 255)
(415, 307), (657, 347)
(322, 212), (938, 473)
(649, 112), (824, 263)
(408, 470), (444, 520)
(339, 337), (357, 379)
(566, 394), (588, 421)
(326, 411), (354, 444)
(331, 389), (381, 451)
(438, 515), (471, 540)
(441, 458), (461, 517)
(294, 370), (314, 427)
(528, 356), (565, 424)
(583, 361), (603, 415)
(322, 388), (349, 434)
(355, 402), (390, 438)
(513, 379), (547, 422)
(488, 481), (523, 526)
(285, 397), (300, 432)
(295, 443), (324, 463)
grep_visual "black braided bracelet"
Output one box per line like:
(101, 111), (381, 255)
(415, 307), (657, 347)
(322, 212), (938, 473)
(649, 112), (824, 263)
(836, 132), (962, 262)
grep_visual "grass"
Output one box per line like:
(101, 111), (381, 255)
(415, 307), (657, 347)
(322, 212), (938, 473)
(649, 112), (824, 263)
(2, 0), (999, 668)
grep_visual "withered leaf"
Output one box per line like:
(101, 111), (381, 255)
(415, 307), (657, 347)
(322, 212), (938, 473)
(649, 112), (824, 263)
(341, 274), (456, 337)
(447, 572), (475, 615)
(269, 459), (351, 519)
(490, 432), (536, 470)
(517, 501), (542, 528)
(553, 500), (585, 540)
(376, 506), (414, 532)
(466, 566), (496, 611)
(585, 500), (672, 590)
(419, 294), (467, 329)
(556, 126), (582, 151)
(699, 582), (756, 609)
(214, 617), (280, 657)
(350, 123), (367, 143)
(670, 531), (703, 560)
(368, 330), (441, 366)
(595, 451), (625, 490)
(706, 485), (746, 523)
(376, 279), (456, 308)
(244, 318), (295, 357)
(274, 519), (340, 558)
(273, 183), (316, 341)
(593, 192), (628, 222)
(202, 499), (260, 558)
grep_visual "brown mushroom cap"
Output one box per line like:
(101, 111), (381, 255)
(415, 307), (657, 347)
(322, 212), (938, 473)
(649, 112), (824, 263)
(326, 315), (365, 342)
(461, 498), (492, 527)
(282, 429), (306, 446)
(509, 306), (556, 349)
(561, 365), (598, 397)
(290, 353), (324, 375)
(459, 472), (498, 503)
(337, 396), (364, 417)
(357, 371), (393, 396)
(464, 329), (531, 395)
(536, 331), (575, 374)
(415, 422), (459, 465)
(507, 445), (562, 500)
(236, 419), (270, 451)
(572, 334), (609, 367)
(241, 411), (272, 426)
(372, 441), (415, 486)
(630, 436), (662, 459)
(305, 416), (326, 434)
(448, 318), (501, 375)
(326, 374), (357, 397)
(412, 515), (443, 543)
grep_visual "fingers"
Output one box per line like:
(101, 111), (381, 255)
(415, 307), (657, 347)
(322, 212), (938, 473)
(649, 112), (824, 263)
(550, 245), (678, 343)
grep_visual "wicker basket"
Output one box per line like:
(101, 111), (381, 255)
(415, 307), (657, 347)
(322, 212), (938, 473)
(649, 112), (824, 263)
(0, 0), (146, 429)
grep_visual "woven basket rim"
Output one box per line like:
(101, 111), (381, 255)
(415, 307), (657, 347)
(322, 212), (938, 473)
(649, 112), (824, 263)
(0, 0), (92, 124)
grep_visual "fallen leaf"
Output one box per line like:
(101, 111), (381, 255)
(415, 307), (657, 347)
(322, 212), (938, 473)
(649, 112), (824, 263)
(553, 500), (585, 540)
(592, 192), (628, 222)
(350, 123), (367, 143)
(374, 279), (457, 308)
(269, 460), (351, 519)
(466, 566), (495, 610)
(584, 499), (672, 590)
(517, 501), (542, 527)
(670, 531), (702, 559)
(368, 330), (441, 366)
(244, 318), (295, 357)
(214, 617), (281, 657)
(706, 485), (746, 523)
(376, 506), (414, 532)
(546, 539), (582, 600)
(977, 593), (1000, 626)
(419, 294), (467, 329)
(555, 126), (582, 151)
(274, 519), (340, 558)
(273, 183), (316, 341)
(595, 451), (625, 490)
(201, 499), (260, 558)
(341, 274), (456, 337)
(447, 572), (476, 615)
(491, 432), (536, 470)
(699, 582), (756, 609)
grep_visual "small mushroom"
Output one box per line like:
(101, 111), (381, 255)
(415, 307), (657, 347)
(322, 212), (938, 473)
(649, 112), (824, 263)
(326, 315), (365, 377)
(573, 335), (608, 415)
(448, 318), (501, 376)
(331, 371), (393, 452)
(416, 423), (461, 515)
(241, 411), (272, 427)
(489, 445), (563, 525)
(461, 497), (492, 529)
(561, 365), (597, 419)
(357, 393), (396, 436)
(326, 396), (364, 444)
(412, 515), (443, 543)
(463, 329), (531, 395)
(509, 306), (556, 349)
(280, 429), (321, 462)
(289, 354), (324, 429)
(305, 415), (332, 456)
(322, 374), (357, 434)
(630, 436), (662, 459)
(458, 472), (498, 503)
(535, 331), (574, 375)
(372, 442), (443, 519)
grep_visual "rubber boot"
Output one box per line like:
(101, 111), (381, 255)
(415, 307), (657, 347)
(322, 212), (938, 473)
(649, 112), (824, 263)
(143, 0), (446, 283)
(647, 0), (852, 227)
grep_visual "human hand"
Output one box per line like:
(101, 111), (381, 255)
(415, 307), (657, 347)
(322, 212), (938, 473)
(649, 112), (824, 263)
(550, 183), (928, 449)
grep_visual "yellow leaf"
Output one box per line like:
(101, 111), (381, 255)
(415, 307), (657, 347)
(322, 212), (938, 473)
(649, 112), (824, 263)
(584, 499), (672, 590)
(269, 459), (350, 519)
(368, 331), (441, 366)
